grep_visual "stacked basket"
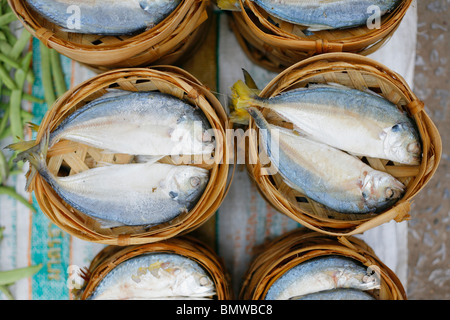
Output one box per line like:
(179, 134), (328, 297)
(28, 66), (231, 246)
(9, 0), (212, 71)
(7, 0), (442, 301)
(78, 235), (233, 300)
(240, 228), (407, 300)
(243, 52), (441, 236)
(227, 0), (413, 71)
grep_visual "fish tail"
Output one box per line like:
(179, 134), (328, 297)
(242, 68), (259, 91)
(216, 0), (241, 11)
(229, 80), (261, 124)
(27, 122), (40, 132)
(6, 133), (50, 191)
(6, 140), (37, 153)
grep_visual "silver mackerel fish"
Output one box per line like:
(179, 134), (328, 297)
(48, 91), (214, 158)
(26, 0), (181, 35)
(88, 253), (216, 300)
(248, 108), (405, 214)
(233, 81), (421, 165)
(218, 0), (400, 30)
(265, 255), (380, 300)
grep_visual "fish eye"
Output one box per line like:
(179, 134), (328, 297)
(201, 131), (212, 142)
(385, 188), (394, 199)
(407, 142), (420, 153)
(190, 177), (200, 187)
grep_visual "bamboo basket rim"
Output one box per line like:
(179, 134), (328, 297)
(244, 52), (442, 236)
(79, 235), (233, 300)
(28, 66), (232, 245)
(9, 0), (211, 67)
(227, 0), (412, 72)
(11, 0), (196, 50)
(239, 228), (407, 300)
(235, 0), (413, 51)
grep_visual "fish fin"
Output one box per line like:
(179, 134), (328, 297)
(247, 107), (271, 131)
(379, 129), (388, 140)
(27, 122), (40, 133)
(134, 155), (165, 165)
(229, 80), (260, 124)
(229, 108), (251, 125)
(307, 82), (350, 90)
(95, 217), (125, 229)
(242, 69), (260, 92)
(306, 24), (333, 31)
(6, 132), (49, 191)
(5, 140), (36, 153)
(98, 88), (134, 100)
(360, 87), (386, 99)
(217, 0), (241, 11)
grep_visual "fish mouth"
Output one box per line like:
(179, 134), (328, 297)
(361, 172), (405, 212)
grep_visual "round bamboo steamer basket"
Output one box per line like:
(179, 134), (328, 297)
(27, 66), (231, 245)
(240, 228), (407, 300)
(9, 0), (212, 71)
(77, 235), (233, 300)
(228, 0), (413, 72)
(244, 52), (441, 236)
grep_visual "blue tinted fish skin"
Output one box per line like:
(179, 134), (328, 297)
(265, 255), (379, 300)
(290, 288), (375, 300)
(44, 162), (209, 227)
(253, 0), (400, 30)
(26, 0), (180, 35)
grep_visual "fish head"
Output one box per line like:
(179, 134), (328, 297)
(171, 111), (215, 155)
(168, 166), (209, 210)
(172, 262), (216, 297)
(333, 267), (381, 291)
(361, 170), (405, 212)
(382, 121), (422, 165)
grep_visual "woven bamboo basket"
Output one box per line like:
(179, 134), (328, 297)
(27, 66), (231, 245)
(77, 235), (233, 300)
(240, 228), (407, 300)
(9, 0), (211, 71)
(227, 0), (413, 72)
(244, 52), (441, 236)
